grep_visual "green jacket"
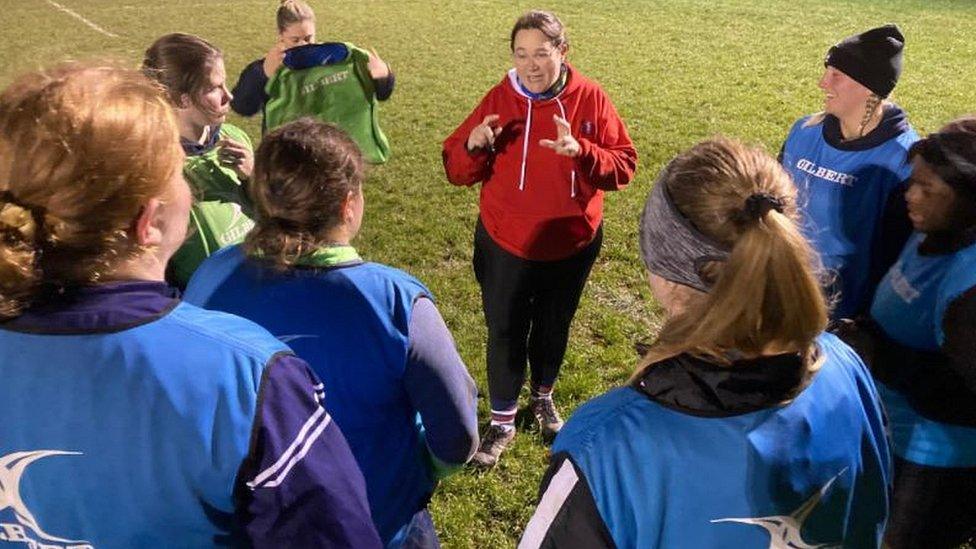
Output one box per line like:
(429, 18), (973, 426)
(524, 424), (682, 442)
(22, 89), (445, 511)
(168, 123), (256, 288)
(264, 42), (391, 164)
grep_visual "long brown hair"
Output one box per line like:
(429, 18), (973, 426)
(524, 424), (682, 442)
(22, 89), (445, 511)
(635, 138), (828, 376)
(142, 33), (222, 110)
(0, 63), (182, 319)
(245, 118), (364, 268)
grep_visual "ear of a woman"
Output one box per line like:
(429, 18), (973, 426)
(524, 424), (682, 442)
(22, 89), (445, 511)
(343, 190), (357, 225)
(133, 198), (165, 247)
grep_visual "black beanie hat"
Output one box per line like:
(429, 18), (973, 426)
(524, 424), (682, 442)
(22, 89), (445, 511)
(824, 24), (904, 98)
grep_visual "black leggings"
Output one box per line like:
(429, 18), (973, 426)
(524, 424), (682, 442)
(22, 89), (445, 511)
(884, 456), (976, 548)
(473, 219), (602, 413)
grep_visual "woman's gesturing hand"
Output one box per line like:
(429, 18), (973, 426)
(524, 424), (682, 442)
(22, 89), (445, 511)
(217, 138), (255, 181)
(467, 114), (502, 152)
(540, 115), (580, 157)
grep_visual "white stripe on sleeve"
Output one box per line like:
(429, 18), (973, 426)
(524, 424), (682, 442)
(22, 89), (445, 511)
(257, 413), (332, 488)
(518, 458), (580, 549)
(246, 405), (331, 489)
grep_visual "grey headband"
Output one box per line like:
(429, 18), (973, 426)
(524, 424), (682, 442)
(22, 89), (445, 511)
(639, 165), (730, 292)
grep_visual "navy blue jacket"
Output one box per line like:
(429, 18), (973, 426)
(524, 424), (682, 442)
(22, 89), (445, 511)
(0, 282), (381, 548)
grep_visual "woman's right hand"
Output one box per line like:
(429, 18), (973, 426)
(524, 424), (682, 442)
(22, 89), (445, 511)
(466, 114), (502, 152)
(263, 40), (287, 77)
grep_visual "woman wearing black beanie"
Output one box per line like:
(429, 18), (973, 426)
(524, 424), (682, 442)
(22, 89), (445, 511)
(839, 116), (976, 548)
(780, 24), (919, 321)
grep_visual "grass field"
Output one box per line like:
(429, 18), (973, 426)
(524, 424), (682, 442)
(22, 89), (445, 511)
(3, 0), (976, 546)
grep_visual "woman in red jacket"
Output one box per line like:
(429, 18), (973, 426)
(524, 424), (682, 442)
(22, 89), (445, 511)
(443, 10), (637, 467)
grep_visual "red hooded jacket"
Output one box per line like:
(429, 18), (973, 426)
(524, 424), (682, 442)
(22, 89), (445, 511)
(442, 64), (637, 261)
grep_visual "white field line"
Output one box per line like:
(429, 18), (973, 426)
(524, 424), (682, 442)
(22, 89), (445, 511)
(43, 0), (119, 38)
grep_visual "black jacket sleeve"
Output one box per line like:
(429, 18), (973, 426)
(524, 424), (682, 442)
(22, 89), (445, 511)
(836, 309), (976, 427)
(402, 297), (478, 469)
(942, 285), (976, 394)
(520, 452), (615, 549)
(231, 59), (270, 117)
(373, 69), (395, 101)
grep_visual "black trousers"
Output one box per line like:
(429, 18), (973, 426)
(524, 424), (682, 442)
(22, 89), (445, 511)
(884, 457), (976, 548)
(473, 219), (602, 412)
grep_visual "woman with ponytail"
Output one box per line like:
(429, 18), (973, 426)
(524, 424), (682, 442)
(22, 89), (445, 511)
(780, 24), (918, 320)
(185, 118), (478, 549)
(143, 33), (256, 288)
(520, 138), (891, 548)
(0, 63), (380, 547)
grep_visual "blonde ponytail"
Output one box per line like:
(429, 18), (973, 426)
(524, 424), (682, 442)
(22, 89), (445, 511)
(634, 138), (828, 377)
(277, 0), (315, 32)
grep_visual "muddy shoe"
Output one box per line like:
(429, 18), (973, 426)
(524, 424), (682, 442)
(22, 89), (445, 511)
(529, 396), (564, 442)
(470, 424), (516, 468)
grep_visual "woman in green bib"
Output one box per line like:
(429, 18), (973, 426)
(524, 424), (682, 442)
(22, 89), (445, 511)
(143, 33), (257, 288)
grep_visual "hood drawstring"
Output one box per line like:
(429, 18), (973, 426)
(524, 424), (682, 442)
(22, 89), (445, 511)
(518, 97), (577, 198)
(518, 98), (532, 191)
(555, 97), (576, 198)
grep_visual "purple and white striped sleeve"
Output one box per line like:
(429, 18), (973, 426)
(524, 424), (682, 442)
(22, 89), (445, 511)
(235, 353), (382, 548)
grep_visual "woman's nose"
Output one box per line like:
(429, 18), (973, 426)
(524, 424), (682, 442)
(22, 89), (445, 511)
(905, 184), (920, 205)
(818, 73), (829, 90)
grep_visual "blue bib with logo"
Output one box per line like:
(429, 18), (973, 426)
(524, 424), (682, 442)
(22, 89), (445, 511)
(555, 333), (891, 548)
(781, 117), (917, 318)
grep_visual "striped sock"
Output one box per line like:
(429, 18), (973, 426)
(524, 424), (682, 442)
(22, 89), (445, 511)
(490, 407), (517, 428)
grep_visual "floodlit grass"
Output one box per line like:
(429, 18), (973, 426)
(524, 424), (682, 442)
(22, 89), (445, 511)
(4, 1), (976, 546)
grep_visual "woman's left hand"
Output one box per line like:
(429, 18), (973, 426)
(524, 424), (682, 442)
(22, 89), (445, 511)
(540, 115), (580, 158)
(217, 138), (254, 181)
(366, 48), (391, 80)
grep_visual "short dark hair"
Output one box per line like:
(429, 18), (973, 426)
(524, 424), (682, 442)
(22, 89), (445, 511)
(244, 118), (365, 268)
(510, 10), (568, 51)
(909, 116), (976, 195)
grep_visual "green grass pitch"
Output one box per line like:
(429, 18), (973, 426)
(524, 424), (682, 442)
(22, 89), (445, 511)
(3, 0), (975, 546)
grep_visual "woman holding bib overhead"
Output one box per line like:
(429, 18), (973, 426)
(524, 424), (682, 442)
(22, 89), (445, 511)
(232, 0), (394, 162)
